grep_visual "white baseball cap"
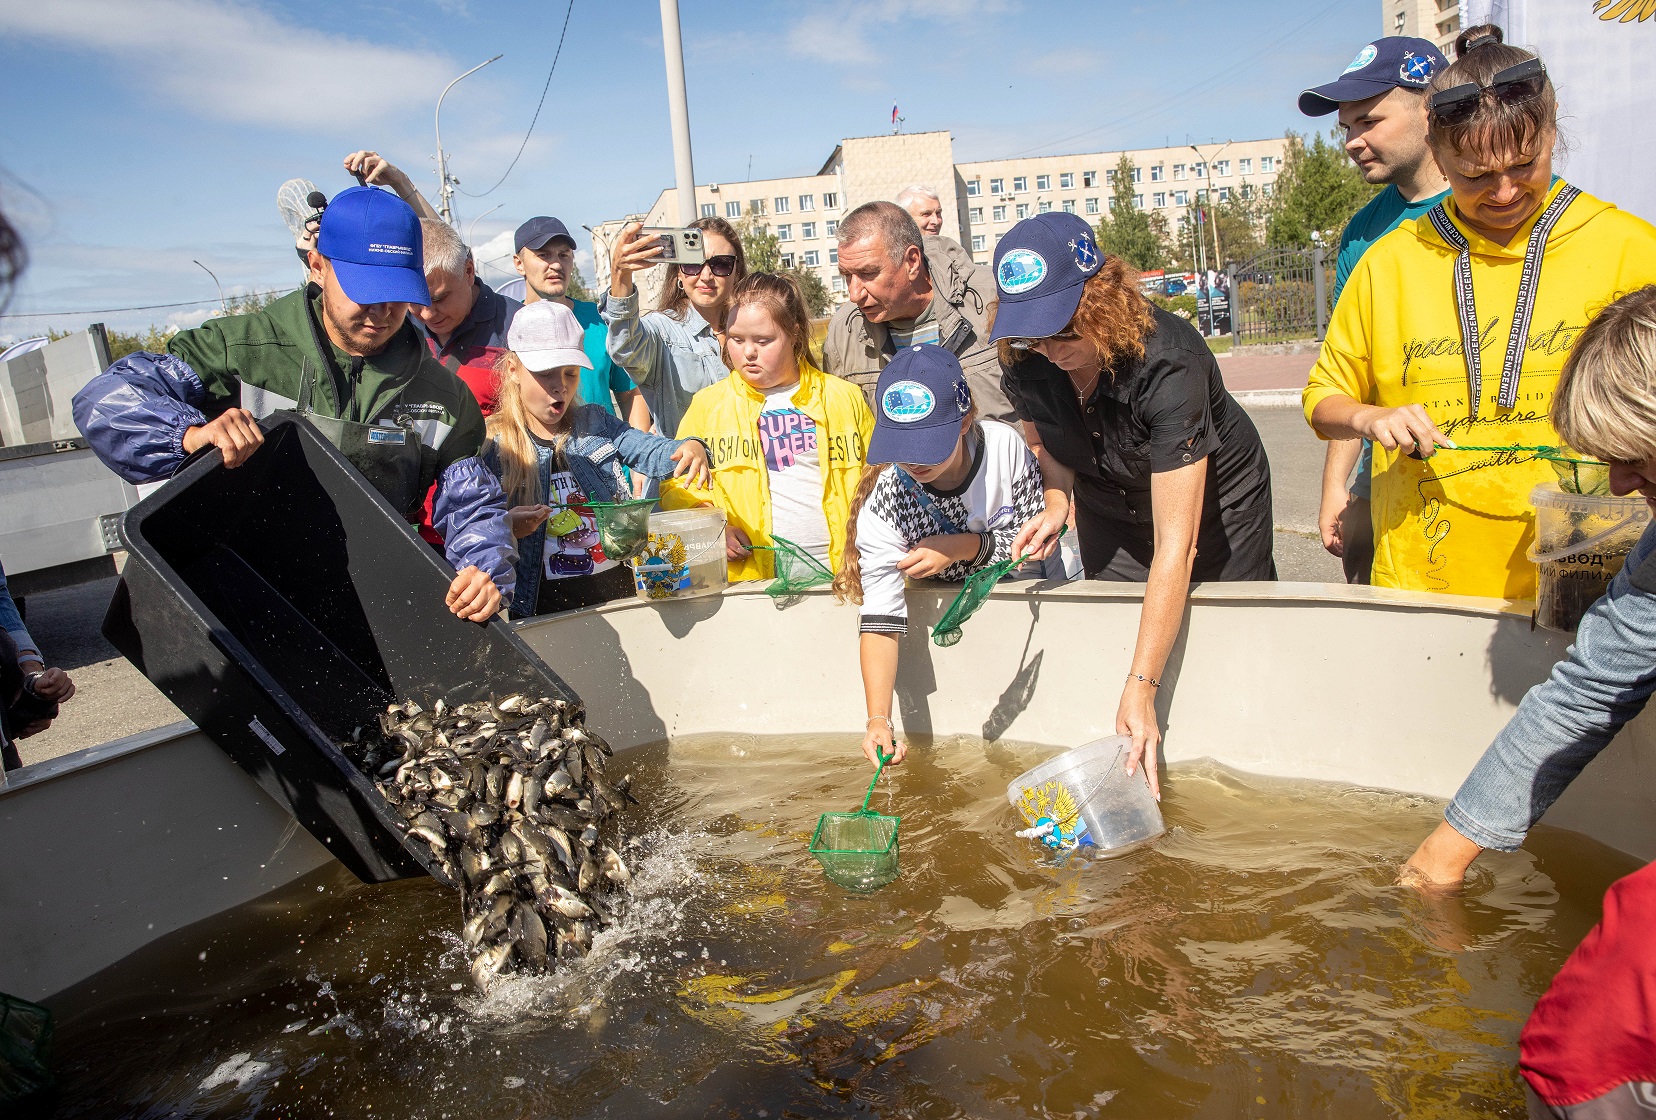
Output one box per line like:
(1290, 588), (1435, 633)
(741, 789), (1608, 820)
(507, 300), (593, 372)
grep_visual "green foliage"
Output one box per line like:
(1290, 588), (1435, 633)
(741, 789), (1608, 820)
(1266, 129), (1380, 249)
(102, 286), (287, 363)
(1150, 292), (1197, 321)
(735, 216), (782, 274)
(1095, 155), (1167, 272)
(565, 265), (594, 304)
(1237, 278), (1316, 337)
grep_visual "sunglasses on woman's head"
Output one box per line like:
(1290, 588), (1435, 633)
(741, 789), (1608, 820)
(1429, 58), (1547, 126)
(1007, 327), (1081, 352)
(680, 255), (738, 278)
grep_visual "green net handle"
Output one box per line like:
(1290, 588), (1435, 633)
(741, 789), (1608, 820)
(860, 750), (891, 812)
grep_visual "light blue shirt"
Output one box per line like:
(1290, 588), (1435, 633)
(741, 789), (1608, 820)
(599, 290), (727, 438)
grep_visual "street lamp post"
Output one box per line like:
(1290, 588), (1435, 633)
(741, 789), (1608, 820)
(658, 0), (699, 226)
(1189, 141), (1232, 272)
(193, 260), (226, 315)
(435, 54), (504, 227)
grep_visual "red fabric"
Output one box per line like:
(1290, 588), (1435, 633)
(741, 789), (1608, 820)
(1521, 858), (1656, 1107)
(416, 342), (502, 548)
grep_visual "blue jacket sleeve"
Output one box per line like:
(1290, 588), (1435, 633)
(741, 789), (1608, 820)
(589, 407), (689, 480)
(432, 455), (518, 602)
(0, 561), (40, 664)
(71, 351), (212, 484)
(1445, 526), (1656, 851)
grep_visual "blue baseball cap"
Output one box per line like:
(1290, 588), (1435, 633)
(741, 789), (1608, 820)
(988, 211), (1104, 344)
(515, 216), (576, 253)
(315, 186), (430, 306)
(1299, 37), (1447, 116)
(867, 344), (973, 466)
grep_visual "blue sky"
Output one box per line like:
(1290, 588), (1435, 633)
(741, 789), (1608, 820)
(0, 0), (1376, 341)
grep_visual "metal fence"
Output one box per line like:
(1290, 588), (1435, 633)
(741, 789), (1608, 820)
(1228, 247), (1334, 344)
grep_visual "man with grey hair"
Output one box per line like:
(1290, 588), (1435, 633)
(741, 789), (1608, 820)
(823, 200), (1012, 420)
(414, 216), (520, 414)
(895, 185), (944, 237)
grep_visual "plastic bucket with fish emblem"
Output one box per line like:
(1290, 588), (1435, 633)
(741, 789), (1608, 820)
(1007, 735), (1164, 858)
(629, 507), (728, 602)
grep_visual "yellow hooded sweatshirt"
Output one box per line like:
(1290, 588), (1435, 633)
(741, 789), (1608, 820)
(661, 362), (874, 583)
(1304, 181), (1656, 600)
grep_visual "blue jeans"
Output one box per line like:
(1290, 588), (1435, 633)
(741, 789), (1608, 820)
(1447, 521), (1656, 850)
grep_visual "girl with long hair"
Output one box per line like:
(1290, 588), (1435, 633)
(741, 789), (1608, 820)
(997, 212), (1275, 799)
(602, 215), (748, 442)
(484, 301), (709, 616)
(833, 345), (1051, 767)
(661, 272), (873, 580)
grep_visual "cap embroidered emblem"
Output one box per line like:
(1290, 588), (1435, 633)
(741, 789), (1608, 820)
(1343, 44), (1377, 73)
(954, 379), (972, 414)
(997, 249), (1047, 294)
(882, 380), (936, 423)
(1069, 236), (1100, 274)
(1399, 52), (1434, 83)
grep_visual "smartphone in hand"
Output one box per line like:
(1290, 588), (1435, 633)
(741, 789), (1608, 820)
(639, 226), (706, 266)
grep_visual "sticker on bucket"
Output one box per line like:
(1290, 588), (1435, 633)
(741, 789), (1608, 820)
(633, 558), (691, 599)
(1013, 781), (1094, 850)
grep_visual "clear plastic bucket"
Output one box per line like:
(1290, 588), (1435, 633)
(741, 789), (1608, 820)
(1528, 483), (1650, 631)
(630, 507), (729, 602)
(1006, 735), (1165, 858)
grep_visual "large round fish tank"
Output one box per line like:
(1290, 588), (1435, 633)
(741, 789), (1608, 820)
(3, 579), (1652, 1116)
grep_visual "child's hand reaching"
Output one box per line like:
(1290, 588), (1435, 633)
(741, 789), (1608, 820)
(670, 438), (712, 489)
(508, 504), (552, 539)
(897, 533), (980, 579)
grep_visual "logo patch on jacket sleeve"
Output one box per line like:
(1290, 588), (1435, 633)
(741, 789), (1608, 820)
(997, 249), (1048, 294)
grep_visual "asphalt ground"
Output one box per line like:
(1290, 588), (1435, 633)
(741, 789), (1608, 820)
(13, 400), (1342, 768)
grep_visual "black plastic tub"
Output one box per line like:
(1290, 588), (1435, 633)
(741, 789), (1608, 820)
(103, 414), (578, 884)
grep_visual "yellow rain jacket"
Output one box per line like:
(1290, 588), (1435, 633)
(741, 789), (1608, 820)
(661, 362), (874, 582)
(1304, 181), (1656, 600)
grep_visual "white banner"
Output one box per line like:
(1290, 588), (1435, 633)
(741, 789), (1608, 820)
(1465, 0), (1656, 224)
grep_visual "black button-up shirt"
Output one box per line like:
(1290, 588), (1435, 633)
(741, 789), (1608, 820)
(1002, 306), (1271, 578)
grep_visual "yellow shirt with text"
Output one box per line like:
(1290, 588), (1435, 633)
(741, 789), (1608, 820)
(1303, 181), (1656, 599)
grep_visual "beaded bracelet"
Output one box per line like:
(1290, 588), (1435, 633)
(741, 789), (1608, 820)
(1127, 673), (1160, 689)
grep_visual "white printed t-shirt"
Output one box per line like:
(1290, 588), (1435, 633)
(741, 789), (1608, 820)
(543, 470), (617, 582)
(857, 419), (1046, 634)
(759, 383), (831, 563)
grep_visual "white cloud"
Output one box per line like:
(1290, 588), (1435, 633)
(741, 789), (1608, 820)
(787, 0), (1014, 66)
(0, 0), (454, 130)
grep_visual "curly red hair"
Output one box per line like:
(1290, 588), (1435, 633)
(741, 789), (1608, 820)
(996, 255), (1155, 375)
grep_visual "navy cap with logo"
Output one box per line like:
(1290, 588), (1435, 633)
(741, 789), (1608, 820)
(867, 344), (973, 467)
(1298, 36), (1447, 116)
(514, 216), (576, 254)
(315, 186), (430, 306)
(987, 211), (1104, 345)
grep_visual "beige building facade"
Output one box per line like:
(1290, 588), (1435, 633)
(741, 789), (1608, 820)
(1384, 0), (1463, 54)
(593, 129), (1289, 308)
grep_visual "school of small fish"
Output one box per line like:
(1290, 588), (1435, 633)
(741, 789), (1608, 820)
(343, 692), (636, 992)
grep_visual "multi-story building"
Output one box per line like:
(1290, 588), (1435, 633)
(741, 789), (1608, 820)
(593, 130), (1288, 307)
(1385, 0), (1463, 54)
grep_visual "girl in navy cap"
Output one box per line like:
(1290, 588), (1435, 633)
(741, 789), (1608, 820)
(992, 212), (1274, 798)
(834, 344), (1054, 767)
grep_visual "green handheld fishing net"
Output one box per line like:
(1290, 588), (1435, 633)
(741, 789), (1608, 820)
(752, 534), (835, 603)
(0, 991), (53, 1108)
(810, 753), (900, 892)
(931, 525), (1067, 647)
(583, 498), (658, 562)
(1435, 445), (1610, 496)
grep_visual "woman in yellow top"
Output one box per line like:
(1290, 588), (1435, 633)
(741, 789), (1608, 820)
(661, 273), (874, 582)
(1304, 33), (1656, 599)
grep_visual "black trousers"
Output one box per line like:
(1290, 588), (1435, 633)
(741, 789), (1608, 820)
(1077, 493), (1277, 583)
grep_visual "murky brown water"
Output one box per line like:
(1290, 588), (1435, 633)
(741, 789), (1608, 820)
(47, 733), (1635, 1119)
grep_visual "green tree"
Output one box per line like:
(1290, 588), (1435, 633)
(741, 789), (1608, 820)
(1266, 129), (1379, 249)
(1094, 155), (1167, 272)
(786, 266), (832, 319)
(735, 216), (782, 273)
(565, 265), (595, 304)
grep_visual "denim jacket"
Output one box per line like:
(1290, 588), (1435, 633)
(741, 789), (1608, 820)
(599, 290), (727, 440)
(482, 404), (691, 615)
(1448, 520), (1656, 850)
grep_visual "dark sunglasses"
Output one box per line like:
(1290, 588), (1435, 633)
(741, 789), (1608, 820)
(1429, 58), (1547, 126)
(1007, 327), (1081, 352)
(680, 254), (738, 278)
